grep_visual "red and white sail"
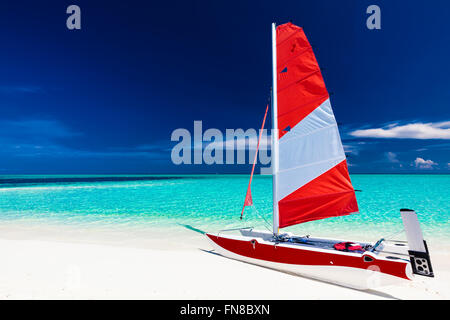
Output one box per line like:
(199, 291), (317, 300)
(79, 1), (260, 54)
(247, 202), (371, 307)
(273, 22), (358, 229)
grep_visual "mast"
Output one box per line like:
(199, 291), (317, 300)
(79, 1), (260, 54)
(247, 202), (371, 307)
(271, 22), (280, 235)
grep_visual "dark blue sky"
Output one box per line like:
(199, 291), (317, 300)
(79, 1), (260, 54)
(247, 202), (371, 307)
(0, 0), (449, 174)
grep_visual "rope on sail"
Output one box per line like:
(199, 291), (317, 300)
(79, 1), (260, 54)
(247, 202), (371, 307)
(240, 103), (269, 220)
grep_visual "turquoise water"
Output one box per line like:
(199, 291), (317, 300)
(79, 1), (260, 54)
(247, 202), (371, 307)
(0, 175), (448, 243)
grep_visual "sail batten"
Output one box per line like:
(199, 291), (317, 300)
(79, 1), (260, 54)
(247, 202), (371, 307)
(274, 22), (358, 229)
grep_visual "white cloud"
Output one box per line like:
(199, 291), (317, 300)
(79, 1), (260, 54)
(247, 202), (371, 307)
(414, 157), (438, 169)
(343, 143), (359, 155)
(342, 141), (369, 156)
(350, 122), (450, 139)
(385, 152), (400, 163)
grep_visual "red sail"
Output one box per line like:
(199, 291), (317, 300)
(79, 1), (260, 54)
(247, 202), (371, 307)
(275, 23), (358, 228)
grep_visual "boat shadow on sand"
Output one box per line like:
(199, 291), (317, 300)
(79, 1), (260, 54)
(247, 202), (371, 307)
(198, 248), (401, 300)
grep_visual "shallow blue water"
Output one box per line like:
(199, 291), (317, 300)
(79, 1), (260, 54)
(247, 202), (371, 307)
(0, 174), (448, 243)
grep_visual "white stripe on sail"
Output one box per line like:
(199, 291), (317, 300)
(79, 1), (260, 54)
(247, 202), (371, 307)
(276, 99), (346, 201)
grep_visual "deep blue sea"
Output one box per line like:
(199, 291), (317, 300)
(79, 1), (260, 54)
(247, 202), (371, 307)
(0, 175), (448, 244)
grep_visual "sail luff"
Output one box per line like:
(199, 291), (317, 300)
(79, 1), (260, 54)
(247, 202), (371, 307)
(271, 22), (280, 235)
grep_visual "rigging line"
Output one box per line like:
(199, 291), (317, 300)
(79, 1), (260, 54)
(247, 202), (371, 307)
(240, 102), (269, 220)
(383, 228), (405, 240)
(252, 206), (272, 232)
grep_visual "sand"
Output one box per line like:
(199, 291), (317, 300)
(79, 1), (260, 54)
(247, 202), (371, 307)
(0, 226), (448, 300)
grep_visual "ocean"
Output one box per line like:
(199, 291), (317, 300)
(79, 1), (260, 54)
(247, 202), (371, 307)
(0, 174), (448, 245)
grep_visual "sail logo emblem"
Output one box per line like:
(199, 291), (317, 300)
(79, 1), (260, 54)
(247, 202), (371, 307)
(279, 67), (288, 80)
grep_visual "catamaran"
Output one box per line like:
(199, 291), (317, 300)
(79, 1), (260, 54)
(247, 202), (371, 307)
(206, 22), (433, 289)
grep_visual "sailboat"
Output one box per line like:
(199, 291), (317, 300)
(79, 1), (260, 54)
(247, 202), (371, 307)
(205, 22), (433, 289)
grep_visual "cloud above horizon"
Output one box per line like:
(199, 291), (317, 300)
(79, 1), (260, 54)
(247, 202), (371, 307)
(385, 151), (400, 163)
(349, 122), (450, 140)
(414, 157), (438, 169)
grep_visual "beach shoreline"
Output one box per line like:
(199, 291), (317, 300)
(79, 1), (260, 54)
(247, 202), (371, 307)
(0, 225), (448, 300)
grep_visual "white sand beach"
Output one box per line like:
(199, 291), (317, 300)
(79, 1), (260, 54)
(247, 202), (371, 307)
(0, 224), (448, 300)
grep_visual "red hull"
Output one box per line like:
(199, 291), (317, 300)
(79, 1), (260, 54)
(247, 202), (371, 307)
(206, 233), (411, 281)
